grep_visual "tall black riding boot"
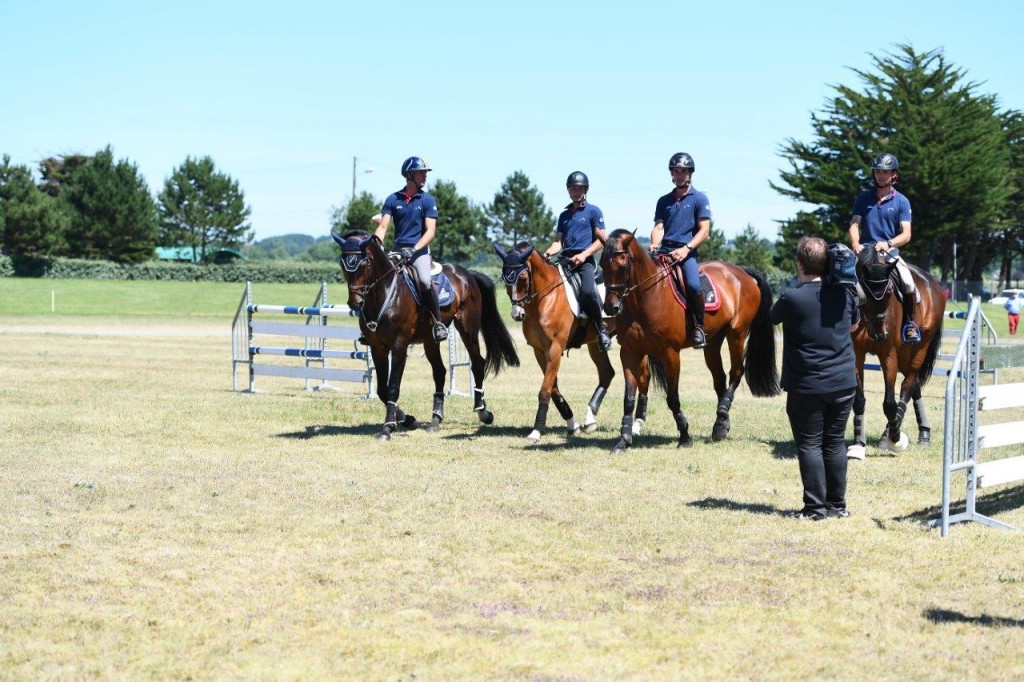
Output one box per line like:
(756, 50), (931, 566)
(424, 284), (448, 343)
(687, 291), (707, 349)
(902, 293), (920, 344)
(595, 319), (612, 351)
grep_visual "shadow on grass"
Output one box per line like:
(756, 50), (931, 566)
(687, 497), (787, 517)
(925, 608), (1024, 628)
(276, 423), (383, 439)
(896, 485), (1024, 525)
(767, 439), (797, 459)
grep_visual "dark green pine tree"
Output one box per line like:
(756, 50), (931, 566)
(329, 191), (381, 239)
(485, 171), (555, 248)
(0, 156), (70, 258)
(158, 156), (253, 260)
(730, 224), (775, 273)
(60, 147), (159, 263)
(995, 111), (1024, 287)
(429, 179), (487, 264)
(773, 45), (1013, 281)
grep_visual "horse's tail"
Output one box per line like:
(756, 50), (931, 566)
(741, 267), (781, 397)
(916, 309), (943, 390)
(471, 270), (520, 377)
(647, 355), (670, 395)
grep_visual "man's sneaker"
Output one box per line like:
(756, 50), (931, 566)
(790, 510), (827, 521)
(691, 326), (707, 349)
(827, 508), (851, 519)
(432, 322), (449, 343)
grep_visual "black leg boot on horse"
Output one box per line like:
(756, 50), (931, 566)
(686, 290), (707, 349)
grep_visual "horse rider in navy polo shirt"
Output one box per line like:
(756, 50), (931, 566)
(649, 152), (713, 349)
(848, 152), (920, 344)
(374, 156), (449, 343)
(543, 171), (612, 352)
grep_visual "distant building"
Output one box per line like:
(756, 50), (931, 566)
(155, 246), (245, 264)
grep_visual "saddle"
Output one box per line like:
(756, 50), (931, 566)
(398, 259), (457, 309)
(558, 262), (610, 320)
(656, 256), (722, 312)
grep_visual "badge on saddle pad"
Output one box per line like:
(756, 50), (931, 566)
(656, 257), (722, 312)
(558, 263), (613, 320)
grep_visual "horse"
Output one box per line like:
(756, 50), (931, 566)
(848, 248), (944, 456)
(332, 231), (520, 441)
(492, 240), (651, 442)
(599, 229), (780, 455)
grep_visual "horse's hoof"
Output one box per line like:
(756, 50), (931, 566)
(378, 431), (391, 442)
(424, 419), (440, 433)
(847, 444), (866, 461)
(678, 437), (693, 448)
(711, 424), (730, 442)
(918, 432), (931, 446)
(631, 419), (644, 436)
(526, 430), (542, 443)
(478, 410), (494, 425)
(402, 414), (418, 430)
(582, 421), (598, 434)
(879, 432), (909, 454)
(611, 441), (629, 456)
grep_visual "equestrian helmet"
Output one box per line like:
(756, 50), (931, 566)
(871, 153), (899, 171)
(566, 171), (589, 188)
(401, 156), (432, 177)
(668, 152), (695, 171)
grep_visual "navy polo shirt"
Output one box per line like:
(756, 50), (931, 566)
(852, 189), (911, 251)
(556, 201), (605, 253)
(654, 188), (712, 246)
(381, 189), (439, 247)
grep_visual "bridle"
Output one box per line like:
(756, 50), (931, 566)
(340, 244), (399, 298)
(501, 256), (570, 305)
(603, 244), (673, 300)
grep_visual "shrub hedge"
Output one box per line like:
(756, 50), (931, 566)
(5, 256), (346, 283)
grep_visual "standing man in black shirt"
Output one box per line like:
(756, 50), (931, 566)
(771, 237), (858, 521)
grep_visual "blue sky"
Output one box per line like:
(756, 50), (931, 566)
(3, 1), (1022, 243)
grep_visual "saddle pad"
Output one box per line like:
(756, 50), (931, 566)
(401, 268), (456, 309)
(558, 263), (612, 320)
(656, 256), (722, 312)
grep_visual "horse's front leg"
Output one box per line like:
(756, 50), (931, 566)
(378, 344), (411, 442)
(879, 355), (908, 453)
(527, 344), (564, 442)
(847, 349), (868, 460)
(611, 349), (644, 455)
(583, 340), (616, 433)
(660, 349), (691, 447)
(423, 341), (448, 432)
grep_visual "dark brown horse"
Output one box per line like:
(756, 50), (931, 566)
(599, 229), (780, 455)
(849, 248), (944, 456)
(332, 231), (519, 441)
(493, 240), (651, 442)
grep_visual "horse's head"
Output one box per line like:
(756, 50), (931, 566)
(856, 247), (898, 341)
(599, 229), (642, 316)
(332, 230), (383, 311)
(493, 240), (535, 321)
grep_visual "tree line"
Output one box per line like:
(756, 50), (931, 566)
(2, 44), (1021, 285)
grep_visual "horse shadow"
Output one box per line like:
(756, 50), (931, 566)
(924, 608), (1024, 628)
(276, 423), (381, 440)
(767, 439), (797, 459)
(687, 497), (788, 517)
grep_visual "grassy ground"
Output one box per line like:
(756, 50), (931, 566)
(2, 279), (1023, 680)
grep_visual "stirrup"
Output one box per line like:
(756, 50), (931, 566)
(432, 322), (449, 343)
(691, 326), (707, 349)
(901, 322), (921, 345)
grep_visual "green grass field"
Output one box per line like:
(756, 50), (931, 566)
(2, 278), (1023, 680)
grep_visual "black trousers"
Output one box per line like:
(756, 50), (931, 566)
(785, 388), (855, 514)
(571, 257), (603, 322)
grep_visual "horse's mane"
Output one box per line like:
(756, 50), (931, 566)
(342, 230), (371, 241)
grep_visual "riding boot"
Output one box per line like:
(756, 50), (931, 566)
(687, 291), (707, 349)
(902, 294), (920, 344)
(595, 319), (612, 352)
(424, 284), (448, 343)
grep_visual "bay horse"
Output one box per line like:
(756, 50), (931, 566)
(599, 229), (780, 455)
(332, 231), (520, 441)
(849, 248), (944, 456)
(492, 240), (651, 442)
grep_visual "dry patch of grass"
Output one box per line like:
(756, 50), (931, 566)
(1, 323), (1023, 680)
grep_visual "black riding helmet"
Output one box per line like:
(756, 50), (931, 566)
(668, 152), (695, 171)
(566, 171), (589, 188)
(871, 153), (899, 171)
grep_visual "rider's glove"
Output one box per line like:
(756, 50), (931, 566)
(400, 247), (415, 262)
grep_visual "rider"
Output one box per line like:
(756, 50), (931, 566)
(374, 156), (448, 343)
(848, 152), (919, 344)
(649, 152), (713, 349)
(543, 171), (612, 351)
